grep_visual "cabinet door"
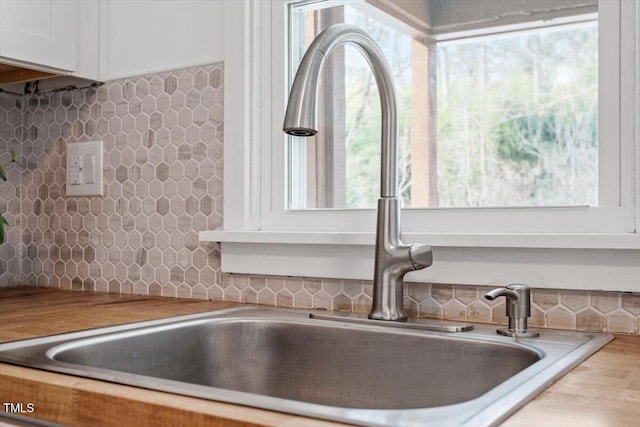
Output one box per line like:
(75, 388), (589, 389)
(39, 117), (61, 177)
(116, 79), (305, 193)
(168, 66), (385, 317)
(0, 0), (76, 72)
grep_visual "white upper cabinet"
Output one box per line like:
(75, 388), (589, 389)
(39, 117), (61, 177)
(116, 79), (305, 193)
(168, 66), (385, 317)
(101, 0), (225, 80)
(0, 0), (76, 72)
(0, 0), (227, 85)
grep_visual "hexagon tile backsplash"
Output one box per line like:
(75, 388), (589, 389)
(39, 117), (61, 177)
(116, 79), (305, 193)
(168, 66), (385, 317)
(0, 63), (638, 334)
(6, 63), (225, 297)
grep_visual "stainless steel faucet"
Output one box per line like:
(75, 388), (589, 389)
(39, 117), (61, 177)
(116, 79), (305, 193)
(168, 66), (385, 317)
(484, 284), (539, 337)
(283, 24), (433, 321)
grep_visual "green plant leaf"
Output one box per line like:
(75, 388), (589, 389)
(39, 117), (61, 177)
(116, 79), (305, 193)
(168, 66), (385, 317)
(0, 214), (8, 244)
(8, 148), (22, 169)
(0, 164), (6, 182)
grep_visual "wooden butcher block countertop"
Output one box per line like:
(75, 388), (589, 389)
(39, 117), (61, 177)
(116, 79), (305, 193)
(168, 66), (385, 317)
(0, 287), (639, 427)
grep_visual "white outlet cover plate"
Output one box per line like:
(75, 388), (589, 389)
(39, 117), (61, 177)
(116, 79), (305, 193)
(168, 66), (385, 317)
(66, 140), (104, 197)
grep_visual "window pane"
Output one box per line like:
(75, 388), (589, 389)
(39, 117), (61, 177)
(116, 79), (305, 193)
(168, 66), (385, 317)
(437, 23), (598, 207)
(287, 0), (598, 209)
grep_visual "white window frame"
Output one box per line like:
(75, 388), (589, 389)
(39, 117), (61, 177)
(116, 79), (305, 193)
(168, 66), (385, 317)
(202, 0), (640, 292)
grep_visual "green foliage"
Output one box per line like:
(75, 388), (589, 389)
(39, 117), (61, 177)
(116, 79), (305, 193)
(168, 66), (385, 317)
(0, 214), (7, 245)
(0, 147), (19, 244)
(496, 108), (557, 165)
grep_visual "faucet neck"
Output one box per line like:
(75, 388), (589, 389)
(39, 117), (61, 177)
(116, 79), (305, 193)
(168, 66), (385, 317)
(283, 24), (399, 198)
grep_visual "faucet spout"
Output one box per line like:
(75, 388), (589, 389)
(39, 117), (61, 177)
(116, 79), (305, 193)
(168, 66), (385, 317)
(284, 24), (399, 198)
(283, 24), (432, 321)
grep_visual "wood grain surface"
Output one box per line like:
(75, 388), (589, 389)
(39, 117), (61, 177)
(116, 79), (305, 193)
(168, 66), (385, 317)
(1, 287), (639, 426)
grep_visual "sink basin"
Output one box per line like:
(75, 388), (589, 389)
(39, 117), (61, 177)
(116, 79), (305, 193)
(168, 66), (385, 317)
(0, 306), (612, 426)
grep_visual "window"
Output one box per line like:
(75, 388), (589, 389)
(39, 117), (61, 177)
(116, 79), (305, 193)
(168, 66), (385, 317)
(288, 1), (599, 210)
(260, 0), (634, 234)
(209, 0), (639, 291)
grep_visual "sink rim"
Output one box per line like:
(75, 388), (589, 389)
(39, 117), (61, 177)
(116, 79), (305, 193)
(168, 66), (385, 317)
(0, 306), (613, 427)
(44, 315), (544, 362)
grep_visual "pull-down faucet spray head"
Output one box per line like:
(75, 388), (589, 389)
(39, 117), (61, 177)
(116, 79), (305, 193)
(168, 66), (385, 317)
(282, 42), (323, 138)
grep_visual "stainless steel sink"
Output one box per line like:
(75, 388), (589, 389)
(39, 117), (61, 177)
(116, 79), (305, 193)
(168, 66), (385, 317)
(0, 306), (612, 426)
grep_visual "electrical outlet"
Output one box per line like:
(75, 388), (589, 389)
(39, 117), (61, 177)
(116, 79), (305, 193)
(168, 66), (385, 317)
(66, 141), (103, 196)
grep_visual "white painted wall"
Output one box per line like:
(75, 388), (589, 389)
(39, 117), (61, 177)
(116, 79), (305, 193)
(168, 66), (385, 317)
(102, 0), (225, 80)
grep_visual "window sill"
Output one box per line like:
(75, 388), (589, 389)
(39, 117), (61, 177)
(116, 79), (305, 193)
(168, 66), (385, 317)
(200, 230), (640, 250)
(200, 231), (640, 292)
